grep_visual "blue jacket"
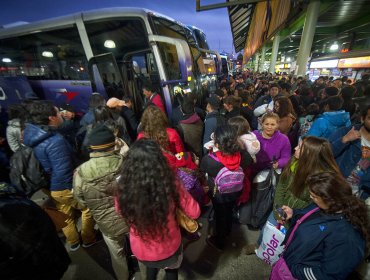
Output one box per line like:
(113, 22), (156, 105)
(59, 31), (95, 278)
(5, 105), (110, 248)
(329, 125), (370, 193)
(23, 124), (74, 191)
(283, 205), (365, 280)
(80, 109), (95, 127)
(306, 110), (351, 138)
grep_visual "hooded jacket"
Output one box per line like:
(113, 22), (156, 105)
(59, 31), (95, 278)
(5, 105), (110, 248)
(284, 205), (365, 280)
(329, 124), (370, 194)
(306, 110), (351, 138)
(201, 151), (252, 203)
(23, 124), (74, 191)
(73, 151), (128, 239)
(253, 130), (291, 173)
(177, 113), (204, 157)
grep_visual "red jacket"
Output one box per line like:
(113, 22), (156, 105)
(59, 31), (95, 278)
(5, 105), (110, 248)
(121, 182), (200, 261)
(137, 128), (185, 168)
(149, 93), (166, 113)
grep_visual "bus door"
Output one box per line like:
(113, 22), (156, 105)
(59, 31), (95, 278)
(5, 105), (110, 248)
(148, 35), (192, 117)
(122, 48), (157, 118)
(87, 53), (125, 100)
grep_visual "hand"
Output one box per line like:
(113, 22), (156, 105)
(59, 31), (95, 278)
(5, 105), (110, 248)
(342, 127), (361, 144)
(282, 205), (293, 220)
(272, 161), (279, 169)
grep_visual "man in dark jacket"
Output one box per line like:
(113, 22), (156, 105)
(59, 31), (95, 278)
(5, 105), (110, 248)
(23, 100), (96, 251)
(0, 181), (71, 279)
(329, 105), (370, 199)
(202, 96), (225, 155)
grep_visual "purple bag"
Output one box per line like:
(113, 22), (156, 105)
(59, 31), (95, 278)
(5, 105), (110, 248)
(177, 168), (204, 204)
(209, 153), (244, 194)
(270, 257), (297, 280)
(270, 207), (319, 280)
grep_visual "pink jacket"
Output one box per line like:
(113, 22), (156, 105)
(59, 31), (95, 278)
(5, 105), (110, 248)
(123, 182), (200, 261)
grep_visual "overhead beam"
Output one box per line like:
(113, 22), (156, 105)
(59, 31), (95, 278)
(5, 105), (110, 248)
(279, 1), (336, 41)
(196, 0), (266, 12)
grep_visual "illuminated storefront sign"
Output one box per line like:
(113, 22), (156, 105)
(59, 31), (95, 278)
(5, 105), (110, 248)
(310, 59), (339, 69)
(338, 56), (370, 68)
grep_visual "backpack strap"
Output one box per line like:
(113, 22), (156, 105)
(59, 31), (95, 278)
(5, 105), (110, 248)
(209, 152), (220, 162)
(285, 207), (320, 248)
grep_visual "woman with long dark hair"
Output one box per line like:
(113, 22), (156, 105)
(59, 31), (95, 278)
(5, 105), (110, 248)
(116, 139), (200, 280)
(273, 96), (296, 135)
(272, 172), (369, 280)
(273, 136), (341, 224)
(201, 125), (253, 250)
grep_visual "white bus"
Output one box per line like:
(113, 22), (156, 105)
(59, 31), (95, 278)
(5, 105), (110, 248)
(0, 7), (213, 116)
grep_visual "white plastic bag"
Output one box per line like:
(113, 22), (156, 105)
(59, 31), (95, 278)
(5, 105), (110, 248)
(255, 221), (286, 266)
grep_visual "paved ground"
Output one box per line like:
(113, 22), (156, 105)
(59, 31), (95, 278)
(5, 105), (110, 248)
(32, 190), (370, 280)
(59, 205), (271, 280)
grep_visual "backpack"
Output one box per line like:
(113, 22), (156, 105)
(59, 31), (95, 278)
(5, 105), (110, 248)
(9, 145), (49, 197)
(209, 153), (244, 194)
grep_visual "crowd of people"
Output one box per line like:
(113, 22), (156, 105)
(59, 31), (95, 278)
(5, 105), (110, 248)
(0, 71), (369, 280)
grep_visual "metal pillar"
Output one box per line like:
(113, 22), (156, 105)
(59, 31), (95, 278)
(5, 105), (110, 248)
(259, 46), (266, 72)
(269, 34), (280, 73)
(296, 0), (321, 76)
(254, 52), (260, 72)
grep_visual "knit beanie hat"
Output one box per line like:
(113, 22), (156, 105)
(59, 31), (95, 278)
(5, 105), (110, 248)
(88, 124), (116, 151)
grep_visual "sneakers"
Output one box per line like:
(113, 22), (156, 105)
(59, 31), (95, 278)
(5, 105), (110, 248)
(244, 243), (257, 255)
(70, 243), (81, 252)
(206, 236), (224, 251)
(82, 240), (97, 248)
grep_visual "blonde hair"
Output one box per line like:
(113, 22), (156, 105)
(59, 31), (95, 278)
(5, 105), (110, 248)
(261, 112), (280, 123)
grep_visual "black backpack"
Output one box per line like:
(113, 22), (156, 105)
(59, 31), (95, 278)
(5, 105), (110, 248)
(9, 145), (49, 197)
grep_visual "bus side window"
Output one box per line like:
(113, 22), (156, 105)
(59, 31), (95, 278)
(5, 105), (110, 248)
(157, 42), (181, 81)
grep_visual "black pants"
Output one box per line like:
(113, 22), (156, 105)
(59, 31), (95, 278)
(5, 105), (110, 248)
(213, 200), (235, 246)
(146, 267), (178, 280)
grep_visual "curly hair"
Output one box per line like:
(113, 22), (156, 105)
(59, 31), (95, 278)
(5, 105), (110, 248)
(140, 105), (170, 149)
(307, 172), (370, 249)
(116, 139), (179, 242)
(214, 125), (240, 155)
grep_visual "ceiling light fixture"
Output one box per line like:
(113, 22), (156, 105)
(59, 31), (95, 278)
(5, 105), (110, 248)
(330, 42), (339, 51)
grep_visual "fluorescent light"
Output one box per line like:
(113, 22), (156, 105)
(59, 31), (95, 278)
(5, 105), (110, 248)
(330, 42), (339, 51)
(42, 51), (53, 58)
(286, 57), (291, 62)
(104, 40), (116, 49)
(2, 58), (11, 63)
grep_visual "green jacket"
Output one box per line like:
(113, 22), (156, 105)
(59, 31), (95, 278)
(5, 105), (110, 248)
(273, 162), (311, 223)
(73, 151), (128, 238)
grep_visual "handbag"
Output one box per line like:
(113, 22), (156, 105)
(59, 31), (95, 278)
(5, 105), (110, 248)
(270, 207), (319, 280)
(176, 208), (198, 233)
(239, 167), (280, 228)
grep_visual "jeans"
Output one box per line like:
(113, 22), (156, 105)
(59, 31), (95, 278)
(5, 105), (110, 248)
(146, 267), (178, 280)
(51, 189), (95, 245)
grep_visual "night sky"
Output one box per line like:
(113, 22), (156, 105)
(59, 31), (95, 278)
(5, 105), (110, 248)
(0, 0), (235, 54)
